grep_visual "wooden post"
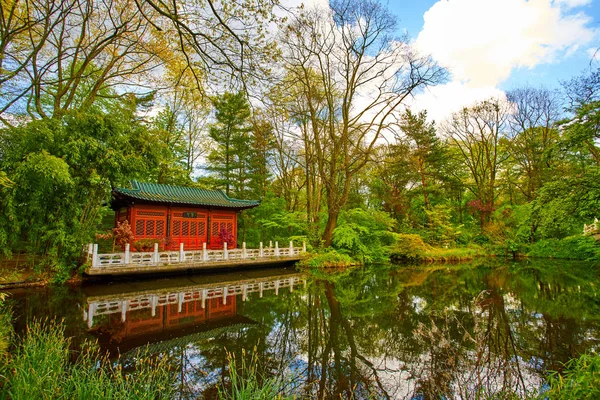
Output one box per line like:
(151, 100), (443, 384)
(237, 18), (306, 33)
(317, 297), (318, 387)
(151, 295), (157, 317)
(275, 241), (280, 257)
(242, 284), (248, 301)
(203, 242), (208, 262)
(223, 242), (228, 260)
(259, 282), (264, 298)
(302, 241), (306, 253)
(92, 244), (98, 267)
(275, 279), (280, 295)
(179, 243), (184, 263)
(153, 243), (159, 264)
(223, 287), (228, 304)
(87, 243), (93, 262)
(289, 241), (293, 256)
(125, 244), (130, 264)
(290, 278), (294, 293)
(242, 242), (247, 259)
(259, 242), (264, 257)
(269, 240), (272, 248)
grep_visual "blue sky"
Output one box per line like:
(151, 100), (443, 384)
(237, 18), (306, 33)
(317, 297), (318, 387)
(292, 0), (600, 121)
(388, 0), (599, 90)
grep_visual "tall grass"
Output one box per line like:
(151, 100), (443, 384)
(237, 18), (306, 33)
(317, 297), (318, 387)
(0, 320), (176, 400)
(218, 347), (295, 400)
(544, 352), (600, 399)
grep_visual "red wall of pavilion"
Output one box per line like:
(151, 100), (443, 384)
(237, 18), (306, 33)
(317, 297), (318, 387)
(119, 204), (238, 251)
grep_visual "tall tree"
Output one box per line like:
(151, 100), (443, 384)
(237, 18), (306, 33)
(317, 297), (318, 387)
(397, 109), (442, 218)
(206, 91), (252, 197)
(444, 99), (510, 227)
(280, 0), (445, 246)
(506, 87), (561, 202)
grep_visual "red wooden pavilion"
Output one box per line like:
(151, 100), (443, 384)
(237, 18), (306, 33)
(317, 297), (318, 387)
(111, 181), (259, 251)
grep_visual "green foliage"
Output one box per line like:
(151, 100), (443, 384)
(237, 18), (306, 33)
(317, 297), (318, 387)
(207, 91), (253, 197)
(331, 208), (397, 262)
(0, 111), (157, 275)
(240, 192), (307, 247)
(218, 348), (294, 400)
(526, 236), (600, 261)
(0, 320), (176, 399)
(545, 352), (600, 399)
(297, 249), (356, 268)
(389, 234), (432, 262)
(0, 293), (12, 358)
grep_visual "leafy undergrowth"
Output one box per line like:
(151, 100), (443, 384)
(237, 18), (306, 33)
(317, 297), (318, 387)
(390, 234), (486, 263)
(525, 236), (600, 261)
(545, 351), (600, 399)
(0, 320), (176, 399)
(297, 249), (357, 268)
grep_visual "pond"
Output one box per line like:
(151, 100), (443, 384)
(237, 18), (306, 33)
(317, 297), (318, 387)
(6, 259), (600, 399)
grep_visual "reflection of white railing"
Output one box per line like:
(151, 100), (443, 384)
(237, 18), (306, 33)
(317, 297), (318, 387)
(83, 275), (306, 328)
(88, 241), (306, 270)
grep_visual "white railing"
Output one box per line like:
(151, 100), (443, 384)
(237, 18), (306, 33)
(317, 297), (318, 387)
(89, 240), (307, 269)
(83, 274), (306, 328)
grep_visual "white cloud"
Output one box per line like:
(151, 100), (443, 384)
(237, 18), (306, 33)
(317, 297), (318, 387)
(416, 0), (596, 87)
(409, 82), (506, 124)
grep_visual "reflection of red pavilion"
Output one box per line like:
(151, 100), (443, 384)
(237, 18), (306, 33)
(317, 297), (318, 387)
(121, 296), (236, 338)
(89, 296), (244, 355)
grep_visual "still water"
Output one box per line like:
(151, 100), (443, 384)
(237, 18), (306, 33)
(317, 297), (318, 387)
(6, 259), (600, 399)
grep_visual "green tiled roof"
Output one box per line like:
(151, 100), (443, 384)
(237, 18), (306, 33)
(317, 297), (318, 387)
(113, 180), (259, 209)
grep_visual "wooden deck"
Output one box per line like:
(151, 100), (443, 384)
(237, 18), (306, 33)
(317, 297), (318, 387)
(84, 241), (306, 277)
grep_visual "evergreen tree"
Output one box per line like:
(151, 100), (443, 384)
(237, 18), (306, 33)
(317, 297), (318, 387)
(207, 92), (252, 197)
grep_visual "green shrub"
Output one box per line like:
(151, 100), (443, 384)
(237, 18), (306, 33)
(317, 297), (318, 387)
(389, 234), (432, 262)
(297, 249), (356, 268)
(331, 208), (397, 263)
(527, 236), (600, 261)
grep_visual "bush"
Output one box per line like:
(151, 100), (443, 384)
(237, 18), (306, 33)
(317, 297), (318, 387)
(527, 236), (600, 261)
(331, 208), (397, 263)
(297, 249), (356, 268)
(389, 234), (432, 262)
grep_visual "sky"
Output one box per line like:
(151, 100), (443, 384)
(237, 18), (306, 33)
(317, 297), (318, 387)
(285, 0), (600, 122)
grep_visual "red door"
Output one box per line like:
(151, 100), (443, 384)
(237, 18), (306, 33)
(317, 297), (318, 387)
(170, 209), (208, 250)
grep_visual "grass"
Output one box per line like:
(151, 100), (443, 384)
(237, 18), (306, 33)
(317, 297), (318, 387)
(0, 319), (176, 400)
(544, 352), (600, 399)
(218, 347), (295, 400)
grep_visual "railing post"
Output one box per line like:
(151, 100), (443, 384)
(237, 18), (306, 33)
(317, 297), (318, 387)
(289, 241), (293, 256)
(223, 242), (228, 260)
(242, 242), (247, 259)
(92, 244), (98, 267)
(259, 242), (264, 257)
(303, 241), (306, 253)
(125, 244), (130, 264)
(87, 243), (93, 262)
(203, 242), (208, 262)
(153, 243), (159, 264)
(275, 241), (280, 257)
(269, 240), (273, 248)
(223, 287), (228, 304)
(179, 243), (184, 263)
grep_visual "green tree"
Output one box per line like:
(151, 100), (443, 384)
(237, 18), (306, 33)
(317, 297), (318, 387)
(0, 109), (157, 278)
(207, 92), (252, 197)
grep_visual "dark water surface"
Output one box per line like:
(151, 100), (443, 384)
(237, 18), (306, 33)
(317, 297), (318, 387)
(6, 259), (600, 399)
